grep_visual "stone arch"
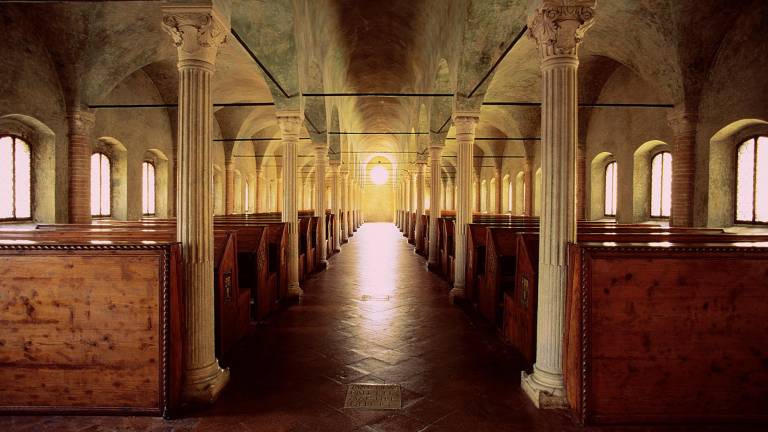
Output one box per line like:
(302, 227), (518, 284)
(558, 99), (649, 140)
(633, 140), (671, 222)
(590, 152), (616, 220)
(143, 149), (169, 218)
(0, 114), (56, 222)
(708, 119), (768, 227)
(94, 137), (128, 220)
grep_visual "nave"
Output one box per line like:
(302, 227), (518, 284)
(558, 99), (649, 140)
(0, 223), (761, 432)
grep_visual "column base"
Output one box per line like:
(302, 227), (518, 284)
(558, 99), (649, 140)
(448, 286), (465, 303)
(316, 260), (328, 271)
(427, 260), (440, 273)
(288, 282), (304, 297)
(182, 360), (230, 406)
(521, 370), (568, 409)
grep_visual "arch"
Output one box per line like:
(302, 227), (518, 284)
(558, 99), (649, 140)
(632, 140), (671, 222)
(212, 164), (224, 216)
(708, 119), (768, 227)
(590, 152), (616, 219)
(0, 114), (56, 222)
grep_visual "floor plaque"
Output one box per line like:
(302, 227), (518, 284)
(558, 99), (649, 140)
(344, 384), (401, 410)
(360, 294), (390, 301)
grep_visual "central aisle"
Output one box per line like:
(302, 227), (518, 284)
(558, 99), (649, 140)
(206, 222), (563, 431)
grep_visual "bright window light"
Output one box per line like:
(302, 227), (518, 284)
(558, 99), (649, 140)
(370, 165), (388, 185)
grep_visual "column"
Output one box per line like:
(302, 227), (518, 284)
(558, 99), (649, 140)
(224, 155), (234, 215)
(523, 155), (534, 216)
(403, 174), (411, 237)
(496, 168), (503, 213)
(277, 112), (303, 297)
(668, 110), (697, 227)
(414, 161), (426, 251)
(450, 113), (479, 300)
(254, 169), (261, 213)
(314, 143), (328, 267)
(67, 109), (94, 223)
(341, 169), (349, 243)
(330, 161), (341, 252)
(576, 141), (586, 220)
(475, 174), (481, 212)
(162, 4), (230, 403)
(521, 1), (595, 409)
(427, 145), (443, 269)
(346, 176), (353, 237)
(276, 176), (283, 212)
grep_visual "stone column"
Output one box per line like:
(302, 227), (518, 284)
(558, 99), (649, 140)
(428, 145), (443, 269)
(496, 168), (503, 213)
(450, 113), (479, 300)
(347, 176), (354, 237)
(521, 1), (595, 409)
(254, 169), (261, 213)
(314, 145), (328, 267)
(162, 4), (230, 403)
(224, 155), (234, 215)
(330, 161), (341, 252)
(403, 173), (411, 237)
(668, 109), (697, 227)
(340, 169), (349, 243)
(277, 112), (303, 297)
(67, 109), (94, 223)
(576, 141), (586, 220)
(276, 176), (283, 212)
(523, 155), (534, 216)
(414, 161), (426, 250)
(475, 174), (482, 212)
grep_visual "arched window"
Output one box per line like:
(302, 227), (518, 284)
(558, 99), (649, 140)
(604, 161), (618, 217)
(91, 152), (111, 217)
(244, 179), (251, 213)
(0, 135), (31, 220)
(142, 161), (156, 216)
(736, 136), (768, 223)
(650, 152), (672, 218)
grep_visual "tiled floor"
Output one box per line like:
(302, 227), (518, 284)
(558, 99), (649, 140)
(1, 223), (764, 431)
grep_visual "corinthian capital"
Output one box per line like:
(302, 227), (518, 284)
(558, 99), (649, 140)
(276, 111), (303, 139)
(528, 1), (596, 59)
(162, 5), (228, 65)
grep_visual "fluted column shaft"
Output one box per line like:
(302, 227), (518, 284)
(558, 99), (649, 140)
(404, 174), (412, 237)
(67, 110), (94, 223)
(341, 171), (349, 242)
(254, 170), (261, 213)
(278, 113), (302, 296)
(330, 162), (341, 252)
(522, 1), (595, 408)
(162, 5), (230, 404)
(523, 156), (534, 216)
(276, 177), (283, 212)
(428, 146), (443, 267)
(224, 157), (234, 215)
(415, 162), (426, 248)
(315, 146), (328, 264)
(450, 114), (478, 300)
(669, 110), (697, 227)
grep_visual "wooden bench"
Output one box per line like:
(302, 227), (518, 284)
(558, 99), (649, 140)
(0, 239), (183, 416)
(565, 240), (768, 425)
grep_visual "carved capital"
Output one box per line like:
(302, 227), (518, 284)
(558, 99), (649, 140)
(276, 112), (303, 143)
(452, 112), (479, 138)
(528, 1), (596, 59)
(162, 7), (228, 65)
